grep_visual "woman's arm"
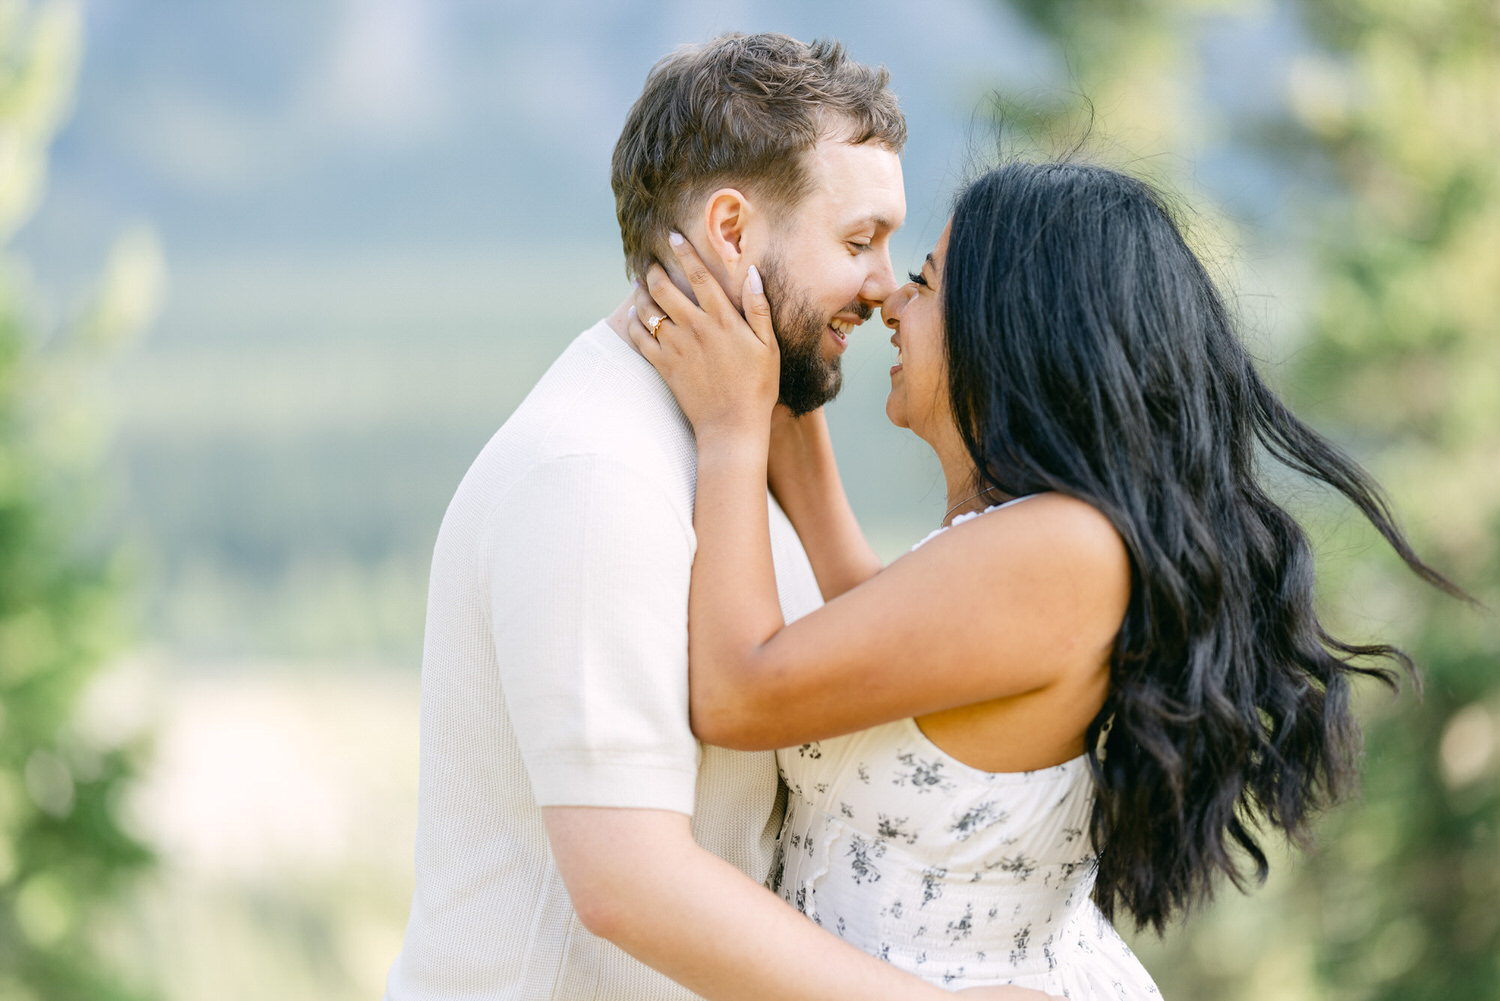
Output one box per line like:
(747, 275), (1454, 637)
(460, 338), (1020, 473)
(767, 407), (884, 600)
(630, 238), (1130, 752)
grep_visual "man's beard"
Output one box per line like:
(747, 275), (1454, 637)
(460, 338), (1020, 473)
(758, 253), (867, 417)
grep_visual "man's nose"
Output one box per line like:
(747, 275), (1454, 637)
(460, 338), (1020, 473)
(862, 249), (900, 306)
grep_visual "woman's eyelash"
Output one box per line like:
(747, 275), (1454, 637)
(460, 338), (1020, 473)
(908, 270), (928, 287)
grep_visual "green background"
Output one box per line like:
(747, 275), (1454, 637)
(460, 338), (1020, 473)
(2, 1), (1495, 998)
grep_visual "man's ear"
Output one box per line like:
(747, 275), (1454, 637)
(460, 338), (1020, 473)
(701, 187), (753, 270)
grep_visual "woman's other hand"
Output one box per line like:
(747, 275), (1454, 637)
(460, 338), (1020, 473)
(626, 232), (779, 439)
(767, 404), (832, 510)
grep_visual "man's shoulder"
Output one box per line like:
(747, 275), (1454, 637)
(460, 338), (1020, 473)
(511, 320), (687, 441)
(454, 320), (697, 523)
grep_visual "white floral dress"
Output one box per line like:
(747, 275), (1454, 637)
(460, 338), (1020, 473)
(771, 501), (1161, 997)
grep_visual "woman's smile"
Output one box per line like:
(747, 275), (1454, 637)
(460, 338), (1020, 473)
(881, 221), (950, 436)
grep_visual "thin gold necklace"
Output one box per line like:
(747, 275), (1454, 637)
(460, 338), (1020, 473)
(941, 488), (997, 526)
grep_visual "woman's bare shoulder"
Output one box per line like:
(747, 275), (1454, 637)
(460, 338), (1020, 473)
(953, 492), (1132, 624)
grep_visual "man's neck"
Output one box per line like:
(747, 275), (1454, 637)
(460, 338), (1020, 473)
(605, 293), (635, 348)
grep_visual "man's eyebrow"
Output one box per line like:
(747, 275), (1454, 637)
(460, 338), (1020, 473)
(848, 214), (898, 233)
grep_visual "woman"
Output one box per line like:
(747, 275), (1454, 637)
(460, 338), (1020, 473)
(625, 162), (1458, 997)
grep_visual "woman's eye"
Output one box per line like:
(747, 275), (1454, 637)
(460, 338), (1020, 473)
(908, 270), (929, 287)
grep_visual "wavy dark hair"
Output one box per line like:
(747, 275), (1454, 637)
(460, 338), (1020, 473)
(943, 161), (1463, 933)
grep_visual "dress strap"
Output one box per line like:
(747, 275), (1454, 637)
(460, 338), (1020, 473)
(911, 492), (1046, 551)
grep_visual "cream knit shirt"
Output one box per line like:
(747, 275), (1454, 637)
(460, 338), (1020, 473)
(385, 319), (823, 1000)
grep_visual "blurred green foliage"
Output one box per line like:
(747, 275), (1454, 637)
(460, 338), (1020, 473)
(1004, 0), (1499, 997)
(1, 3), (163, 998)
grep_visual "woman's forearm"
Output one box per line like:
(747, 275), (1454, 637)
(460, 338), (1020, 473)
(686, 429), (787, 738)
(683, 418), (884, 745)
(768, 411), (883, 600)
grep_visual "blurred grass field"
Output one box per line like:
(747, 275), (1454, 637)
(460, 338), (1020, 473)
(90, 661), (418, 1001)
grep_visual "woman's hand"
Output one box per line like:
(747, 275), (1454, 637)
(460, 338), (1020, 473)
(957, 988), (1064, 1000)
(625, 232), (779, 439)
(768, 404), (828, 497)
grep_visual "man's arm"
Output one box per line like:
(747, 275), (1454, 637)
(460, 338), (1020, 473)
(545, 806), (1050, 1001)
(490, 453), (1052, 1001)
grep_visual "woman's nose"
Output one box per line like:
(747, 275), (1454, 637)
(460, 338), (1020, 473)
(882, 289), (908, 328)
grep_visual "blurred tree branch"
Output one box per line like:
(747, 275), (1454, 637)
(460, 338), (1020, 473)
(1, 3), (164, 999)
(1000, 1), (1498, 998)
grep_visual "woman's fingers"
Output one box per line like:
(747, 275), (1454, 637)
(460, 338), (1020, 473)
(632, 285), (671, 343)
(741, 265), (777, 351)
(641, 236), (766, 344)
(624, 304), (665, 364)
(632, 273), (694, 351)
(666, 233), (735, 321)
(631, 282), (665, 331)
(621, 250), (779, 433)
(643, 262), (700, 330)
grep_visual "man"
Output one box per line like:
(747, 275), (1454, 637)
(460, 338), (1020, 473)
(385, 33), (998, 1001)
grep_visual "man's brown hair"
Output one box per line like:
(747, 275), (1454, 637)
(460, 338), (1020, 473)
(611, 33), (906, 280)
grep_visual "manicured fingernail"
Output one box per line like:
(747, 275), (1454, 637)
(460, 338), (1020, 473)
(748, 265), (763, 294)
(668, 231), (685, 247)
(631, 278), (640, 289)
(628, 305), (637, 321)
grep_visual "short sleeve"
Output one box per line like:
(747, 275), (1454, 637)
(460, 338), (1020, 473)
(478, 454), (700, 814)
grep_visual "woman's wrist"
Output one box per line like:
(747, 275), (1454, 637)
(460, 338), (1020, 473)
(695, 417), (772, 452)
(695, 428), (772, 484)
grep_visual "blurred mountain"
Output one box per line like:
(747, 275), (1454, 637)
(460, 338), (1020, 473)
(12, 0), (1299, 665)
(21, 0), (1062, 276)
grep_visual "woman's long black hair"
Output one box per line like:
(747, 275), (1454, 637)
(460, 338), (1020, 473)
(943, 162), (1464, 933)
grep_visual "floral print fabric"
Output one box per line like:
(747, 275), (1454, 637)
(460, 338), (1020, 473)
(773, 719), (1160, 996)
(771, 498), (1158, 996)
